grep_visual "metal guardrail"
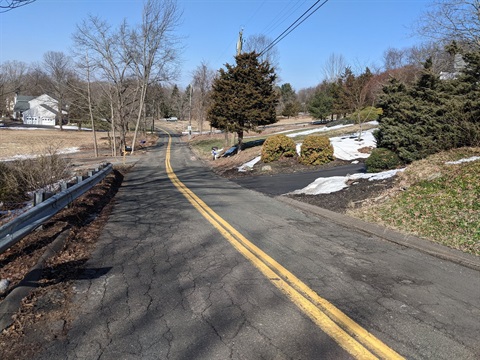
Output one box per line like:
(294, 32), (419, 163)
(0, 163), (113, 254)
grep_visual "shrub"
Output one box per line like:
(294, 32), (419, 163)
(0, 163), (27, 206)
(349, 106), (383, 122)
(299, 135), (334, 165)
(261, 134), (297, 163)
(365, 147), (402, 172)
(0, 146), (71, 208)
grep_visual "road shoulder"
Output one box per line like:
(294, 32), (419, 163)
(277, 196), (480, 272)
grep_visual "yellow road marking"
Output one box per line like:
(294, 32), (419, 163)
(162, 130), (405, 360)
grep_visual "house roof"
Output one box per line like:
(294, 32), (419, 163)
(41, 104), (59, 115)
(16, 95), (36, 102)
(13, 98), (34, 112)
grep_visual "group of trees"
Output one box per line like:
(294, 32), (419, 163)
(1, 0), (184, 156)
(375, 47), (480, 164)
(2, 0), (479, 162)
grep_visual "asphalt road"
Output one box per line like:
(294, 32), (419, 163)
(38, 132), (480, 359)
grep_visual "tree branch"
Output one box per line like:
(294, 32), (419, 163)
(0, 0), (36, 13)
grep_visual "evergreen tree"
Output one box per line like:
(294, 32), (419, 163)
(308, 88), (333, 120)
(282, 101), (301, 118)
(170, 85), (181, 118)
(376, 53), (480, 163)
(208, 52), (278, 149)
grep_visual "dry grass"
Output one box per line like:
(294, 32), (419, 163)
(350, 147), (480, 255)
(0, 129), (108, 160)
(0, 128), (160, 162)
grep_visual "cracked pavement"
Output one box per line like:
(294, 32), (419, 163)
(37, 133), (480, 359)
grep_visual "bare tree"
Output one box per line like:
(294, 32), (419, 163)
(73, 16), (135, 155)
(383, 47), (409, 71)
(0, 0), (35, 12)
(244, 34), (280, 73)
(70, 52), (100, 156)
(191, 61), (215, 134)
(322, 53), (347, 83)
(0, 60), (28, 116)
(406, 42), (454, 73)
(340, 67), (377, 140)
(414, 0), (480, 50)
(129, 0), (182, 154)
(41, 51), (73, 130)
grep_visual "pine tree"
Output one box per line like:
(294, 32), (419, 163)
(308, 89), (333, 120)
(376, 53), (480, 164)
(208, 52), (278, 149)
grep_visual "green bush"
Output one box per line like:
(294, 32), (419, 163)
(261, 134), (297, 163)
(299, 135), (334, 165)
(365, 147), (402, 173)
(349, 106), (383, 122)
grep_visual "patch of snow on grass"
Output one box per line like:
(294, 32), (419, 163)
(445, 156), (480, 165)
(286, 124), (353, 138)
(330, 129), (376, 161)
(1, 147), (79, 162)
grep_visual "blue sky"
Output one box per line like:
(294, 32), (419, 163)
(0, 0), (432, 91)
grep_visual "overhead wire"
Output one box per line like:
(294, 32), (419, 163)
(259, 0), (330, 57)
(261, 0), (308, 37)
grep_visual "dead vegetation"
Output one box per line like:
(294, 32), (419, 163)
(0, 168), (126, 359)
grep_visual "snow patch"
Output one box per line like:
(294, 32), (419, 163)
(445, 156), (480, 165)
(290, 168), (405, 195)
(286, 124), (353, 138)
(238, 156), (261, 172)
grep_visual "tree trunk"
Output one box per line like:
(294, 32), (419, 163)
(58, 99), (63, 131)
(237, 130), (244, 153)
(131, 84), (147, 155)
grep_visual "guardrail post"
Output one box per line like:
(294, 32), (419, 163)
(60, 181), (68, 192)
(34, 191), (45, 206)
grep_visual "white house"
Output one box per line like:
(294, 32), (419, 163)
(13, 94), (67, 126)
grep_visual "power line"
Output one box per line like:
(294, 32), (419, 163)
(262, 0), (308, 37)
(259, 0), (330, 57)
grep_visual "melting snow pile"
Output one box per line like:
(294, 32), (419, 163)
(289, 168), (405, 195)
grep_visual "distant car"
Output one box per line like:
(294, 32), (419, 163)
(166, 117), (178, 122)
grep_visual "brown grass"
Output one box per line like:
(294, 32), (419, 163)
(0, 128), (160, 161)
(0, 129), (107, 160)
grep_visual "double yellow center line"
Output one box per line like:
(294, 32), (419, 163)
(163, 130), (404, 360)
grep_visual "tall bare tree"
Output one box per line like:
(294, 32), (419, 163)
(244, 34), (280, 74)
(0, 0), (35, 12)
(414, 0), (480, 50)
(73, 16), (135, 155)
(0, 60), (28, 116)
(41, 51), (72, 130)
(129, 0), (182, 154)
(383, 47), (408, 71)
(191, 61), (215, 134)
(322, 53), (347, 83)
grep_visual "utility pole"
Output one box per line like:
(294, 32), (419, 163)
(225, 29), (244, 148)
(236, 29), (243, 56)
